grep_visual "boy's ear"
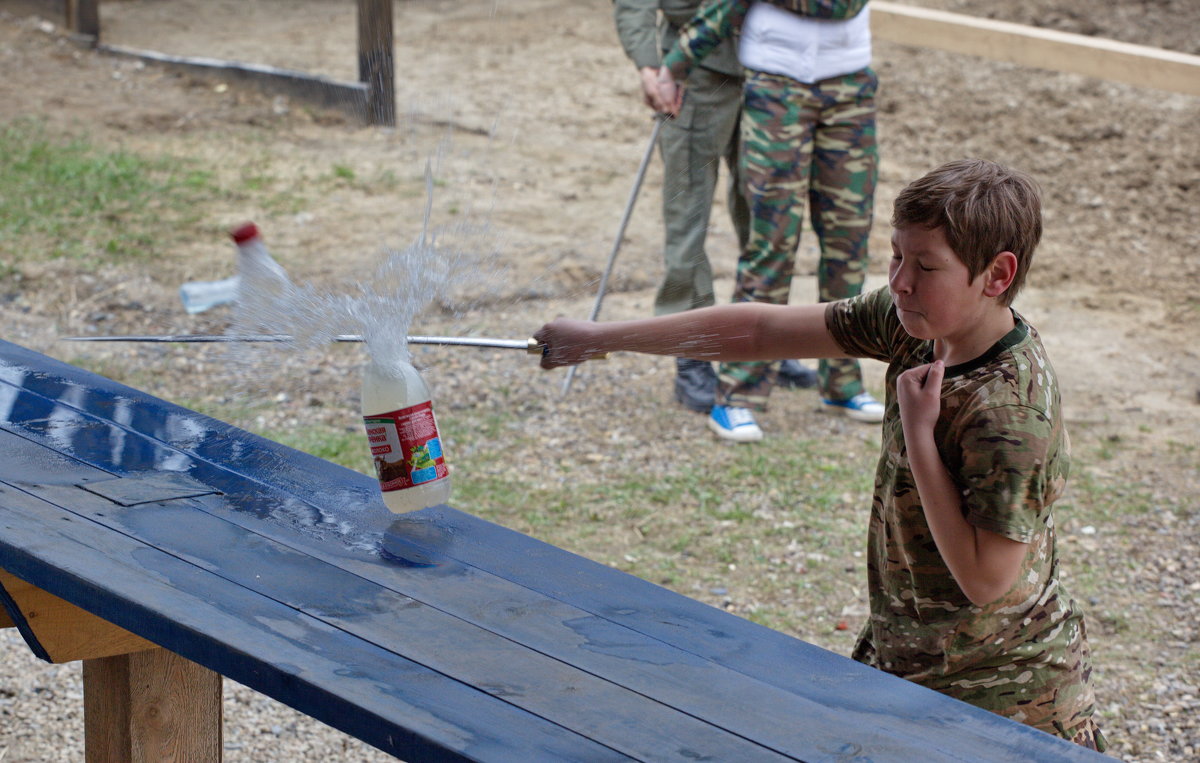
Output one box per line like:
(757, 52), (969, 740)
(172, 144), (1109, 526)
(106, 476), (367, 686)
(981, 251), (1018, 299)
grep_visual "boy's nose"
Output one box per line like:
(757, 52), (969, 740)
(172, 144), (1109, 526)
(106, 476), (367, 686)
(889, 262), (913, 294)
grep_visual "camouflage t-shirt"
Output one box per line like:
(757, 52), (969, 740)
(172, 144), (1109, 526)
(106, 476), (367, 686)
(826, 286), (1099, 739)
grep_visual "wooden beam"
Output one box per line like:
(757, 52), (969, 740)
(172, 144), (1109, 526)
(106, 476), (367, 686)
(84, 649), (223, 763)
(0, 568), (157, 663)
(0, 602), (13, 629)
(66, 0), (100, 41)
(357, 0), (396, 126)
(871, 1), (1200, 96)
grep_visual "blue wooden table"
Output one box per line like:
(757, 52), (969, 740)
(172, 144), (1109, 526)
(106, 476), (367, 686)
(0, 339), (1105, 761)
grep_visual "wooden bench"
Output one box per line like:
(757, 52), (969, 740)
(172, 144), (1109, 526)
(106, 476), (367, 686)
(0, 339), (1106, 761)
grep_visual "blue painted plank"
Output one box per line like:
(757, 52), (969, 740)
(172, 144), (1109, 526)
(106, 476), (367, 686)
(0, 380), (803, 757)
(0, 419), (860, 759)
(6, 473), (793, 762)
(0, 477), (632, 763)
(1, 402), (955, 760)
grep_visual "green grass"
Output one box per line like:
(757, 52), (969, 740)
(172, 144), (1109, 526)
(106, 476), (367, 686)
(0, 119), (219, 263)
(267, 426), (369, 472)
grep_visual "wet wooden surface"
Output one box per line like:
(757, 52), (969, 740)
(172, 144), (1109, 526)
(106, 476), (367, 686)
(0, 339), (1106, 761)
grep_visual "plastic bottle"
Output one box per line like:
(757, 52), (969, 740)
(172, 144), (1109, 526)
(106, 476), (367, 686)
(178, 222), (290, 315)
(179, 275), (240, 314)
(231, 222), (290, 292)
(226, 222), (295, 333)
(361, 357), (451, 513)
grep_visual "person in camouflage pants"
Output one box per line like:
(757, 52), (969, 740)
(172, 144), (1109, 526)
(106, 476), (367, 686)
(725, 66), (877, 410)
(661, 0), (882, 439)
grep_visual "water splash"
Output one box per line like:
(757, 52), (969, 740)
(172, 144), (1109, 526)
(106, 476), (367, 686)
(224, 161), (506, 380)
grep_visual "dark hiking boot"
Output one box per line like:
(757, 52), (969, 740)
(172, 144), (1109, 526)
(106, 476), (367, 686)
(674, 358), (716, 413)
(777, 359), (818, 389)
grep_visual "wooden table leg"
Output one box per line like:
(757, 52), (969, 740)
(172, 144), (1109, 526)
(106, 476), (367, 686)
(84, 648), (223, 762)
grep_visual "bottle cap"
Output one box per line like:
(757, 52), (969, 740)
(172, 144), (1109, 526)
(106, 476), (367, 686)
(231, 222), (260, 244)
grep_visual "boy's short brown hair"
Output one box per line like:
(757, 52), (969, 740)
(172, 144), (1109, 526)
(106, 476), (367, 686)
(891, 159), (1042, 306)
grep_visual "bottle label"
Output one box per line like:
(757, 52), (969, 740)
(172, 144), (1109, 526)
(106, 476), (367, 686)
(363, 401), (448, 492)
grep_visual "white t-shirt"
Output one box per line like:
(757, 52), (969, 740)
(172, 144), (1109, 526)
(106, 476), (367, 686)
(738, 3), (872, 84)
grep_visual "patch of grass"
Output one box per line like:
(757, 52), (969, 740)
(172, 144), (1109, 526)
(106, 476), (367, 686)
(266, 426), (370, 473)
(435, 402), (876, 640)
(66, 354), (180, 398)
(0, 118), (219, 263)
(317, 163), (413, 196)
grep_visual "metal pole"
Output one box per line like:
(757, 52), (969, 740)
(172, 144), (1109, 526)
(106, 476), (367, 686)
(63, 335), (546, 353)
(561, 114), (665, 396)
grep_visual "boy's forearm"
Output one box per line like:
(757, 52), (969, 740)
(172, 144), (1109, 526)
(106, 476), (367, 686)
(535, 302), (845, 367)
(904, 430), (1026, 606)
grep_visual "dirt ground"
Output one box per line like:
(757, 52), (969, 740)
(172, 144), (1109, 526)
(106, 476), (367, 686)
(1, 0), (1198, 760)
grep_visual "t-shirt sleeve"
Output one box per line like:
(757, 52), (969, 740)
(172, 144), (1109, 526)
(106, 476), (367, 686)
(955, 403), (1054, 544)
(824, 286), (903, 363)
(662, 0), (745, 79)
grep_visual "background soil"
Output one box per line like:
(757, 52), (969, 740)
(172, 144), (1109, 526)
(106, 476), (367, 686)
(1, 1), (1198, 760)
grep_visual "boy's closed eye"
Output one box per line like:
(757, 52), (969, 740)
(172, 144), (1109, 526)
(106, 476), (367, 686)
(892, 252), (937, 271)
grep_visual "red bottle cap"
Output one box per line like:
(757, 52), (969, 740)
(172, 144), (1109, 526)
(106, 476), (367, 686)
(231, 222), (260, 244)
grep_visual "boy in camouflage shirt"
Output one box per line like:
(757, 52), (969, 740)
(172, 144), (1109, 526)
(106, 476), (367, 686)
(534, 159), (1105, 749)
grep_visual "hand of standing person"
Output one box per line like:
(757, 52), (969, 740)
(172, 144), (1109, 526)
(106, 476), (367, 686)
(655, 67), (684, 117)
(638, 66), (673, 113)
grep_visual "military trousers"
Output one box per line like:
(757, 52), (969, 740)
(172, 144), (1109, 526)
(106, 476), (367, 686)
(717, 67), (879, 409)
(655, 66), (751, 316)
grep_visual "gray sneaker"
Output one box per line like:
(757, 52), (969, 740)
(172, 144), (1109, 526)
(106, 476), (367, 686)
(674, 358), (716, 413)
(777, 359), (818, 389)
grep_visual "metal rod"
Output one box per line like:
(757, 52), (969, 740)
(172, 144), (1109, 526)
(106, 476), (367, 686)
(561, 114), (665, 395)
(63, 334), (544, 353)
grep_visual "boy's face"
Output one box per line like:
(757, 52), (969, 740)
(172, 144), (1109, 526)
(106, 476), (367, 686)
(888, 224), (995, 342)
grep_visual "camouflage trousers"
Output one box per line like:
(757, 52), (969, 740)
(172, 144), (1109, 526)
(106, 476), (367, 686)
(717, 67), (878, 409)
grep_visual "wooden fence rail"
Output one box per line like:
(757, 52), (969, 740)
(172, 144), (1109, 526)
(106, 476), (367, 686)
(871, 1), (1200, 96)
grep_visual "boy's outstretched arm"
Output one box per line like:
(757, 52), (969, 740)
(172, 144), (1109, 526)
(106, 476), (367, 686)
(534, 302), (844, 369)
(897, 361), (1028, 607)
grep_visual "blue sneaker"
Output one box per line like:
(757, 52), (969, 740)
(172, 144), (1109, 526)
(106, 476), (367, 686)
(822, 393), (884, 423)
(708, 405), (763, 442)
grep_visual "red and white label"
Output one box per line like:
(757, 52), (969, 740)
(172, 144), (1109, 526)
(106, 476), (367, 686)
(363, 401), (448, 492)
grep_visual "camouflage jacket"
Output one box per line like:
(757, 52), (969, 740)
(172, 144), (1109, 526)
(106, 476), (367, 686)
(662, 0), (870, 79)
(826, 287), (1099, 738)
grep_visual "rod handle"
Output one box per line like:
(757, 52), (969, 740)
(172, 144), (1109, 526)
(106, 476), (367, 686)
(525, 338), (607, 360)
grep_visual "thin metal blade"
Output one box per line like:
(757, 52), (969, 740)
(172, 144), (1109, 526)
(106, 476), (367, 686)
(62, 334), (541, 352)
